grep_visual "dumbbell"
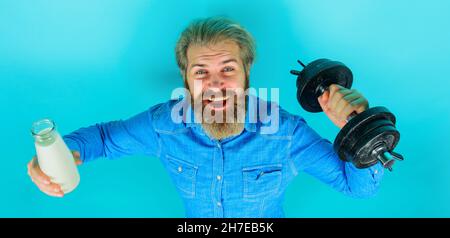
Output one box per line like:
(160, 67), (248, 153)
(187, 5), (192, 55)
(290, 59), (404, 171)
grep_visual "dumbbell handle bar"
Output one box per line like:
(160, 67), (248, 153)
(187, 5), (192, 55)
(376, 151), (404, 172)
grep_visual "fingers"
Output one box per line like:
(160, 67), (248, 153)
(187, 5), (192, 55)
(318, 91), (330, 112)
(328, 84), (340, 100)
(327, 85), (353, 112)
(342, 91), (361, 103)
(334, 90), (360, 116)
(28, 159), (51, 185)
(350, 97), (369, 114)
(30, 174), (64, 197)
(34, 180), (64, 197)
(27, 157), (64, 197)
(339, 100), (359, 121)
(325, 85), (369, 121)
(335, 92), (369, 121)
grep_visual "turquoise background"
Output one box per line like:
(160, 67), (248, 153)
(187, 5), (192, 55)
(1, 0), (449, 217)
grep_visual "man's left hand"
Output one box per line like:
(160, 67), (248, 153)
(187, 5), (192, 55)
(318, 84), (369, 129)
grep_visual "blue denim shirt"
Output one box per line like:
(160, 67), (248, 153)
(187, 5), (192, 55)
(63, 97), (384, 218)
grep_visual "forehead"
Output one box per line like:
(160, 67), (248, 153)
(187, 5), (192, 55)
(187, 40), (241, 64)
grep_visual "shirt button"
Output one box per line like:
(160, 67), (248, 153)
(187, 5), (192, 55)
(217, 202), (222, 207)
(178, 166), (182, 173)
(216, 175), (222, 180)
(374, 169), (378, 174)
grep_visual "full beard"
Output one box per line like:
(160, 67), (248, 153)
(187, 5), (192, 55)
(202, 121), (245, 141)
(192, 91), (247, 141)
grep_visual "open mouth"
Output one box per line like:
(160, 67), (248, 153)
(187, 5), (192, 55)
(203, 95), (230, 110)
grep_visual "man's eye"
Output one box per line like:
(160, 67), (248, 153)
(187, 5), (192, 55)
(223, 67), (234, 72)
(196, 70), (207, 75)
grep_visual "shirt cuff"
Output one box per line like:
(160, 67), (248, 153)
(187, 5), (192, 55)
(346, 161), (384, 183)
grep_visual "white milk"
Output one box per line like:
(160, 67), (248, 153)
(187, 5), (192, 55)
(32, 120), (80, 194)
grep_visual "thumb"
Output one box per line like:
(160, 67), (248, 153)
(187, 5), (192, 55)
(71, 151), (82, 165)
(318, 91), (329, 111)
(75, 158), (82, 166)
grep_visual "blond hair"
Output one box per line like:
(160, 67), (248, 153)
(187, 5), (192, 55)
(175, 17), (256, 79)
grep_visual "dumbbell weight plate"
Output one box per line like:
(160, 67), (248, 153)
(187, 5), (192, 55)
(333, 106), (397, 165)
(343, 117), (396, 164)
(343, 118), (399, 167)
(351, 124), (400, 168)
(296, 59), (353, 112)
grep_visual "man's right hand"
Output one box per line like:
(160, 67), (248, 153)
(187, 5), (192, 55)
(27, 151), (82, 198)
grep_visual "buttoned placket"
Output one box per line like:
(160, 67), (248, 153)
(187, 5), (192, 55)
(212, 140), (224, 217)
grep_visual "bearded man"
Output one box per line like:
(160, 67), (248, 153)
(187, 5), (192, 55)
(27, 17), (384, 218)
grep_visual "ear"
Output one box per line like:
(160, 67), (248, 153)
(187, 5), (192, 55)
(181, 69), (189, 83)
(180, 69), (185, 79)
(181, 70), (190, 89)
(244, 64), (251, 78)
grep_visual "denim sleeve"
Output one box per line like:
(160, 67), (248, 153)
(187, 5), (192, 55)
(62, 105), (161, 163)
(289, 117), (384, 198)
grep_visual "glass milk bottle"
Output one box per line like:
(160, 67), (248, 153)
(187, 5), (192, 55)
(31, 119), (80, 194)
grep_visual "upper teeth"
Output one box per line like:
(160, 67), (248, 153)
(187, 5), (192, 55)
(209, 96), (229, 102)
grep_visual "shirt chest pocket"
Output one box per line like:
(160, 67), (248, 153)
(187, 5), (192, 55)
(166, 155), (198, 199)
(242, 164), (282, 200)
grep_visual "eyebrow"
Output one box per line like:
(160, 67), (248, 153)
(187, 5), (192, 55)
(221, 59), (238, 65)
(190, 58), (238, 70)
(190, 63), (207, 69)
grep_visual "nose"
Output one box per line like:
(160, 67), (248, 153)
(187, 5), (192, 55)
(207, 75), (224, 88)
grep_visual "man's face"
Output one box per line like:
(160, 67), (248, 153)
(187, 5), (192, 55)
(185, 40), (248, 139)
(186, 39), (247, 107)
